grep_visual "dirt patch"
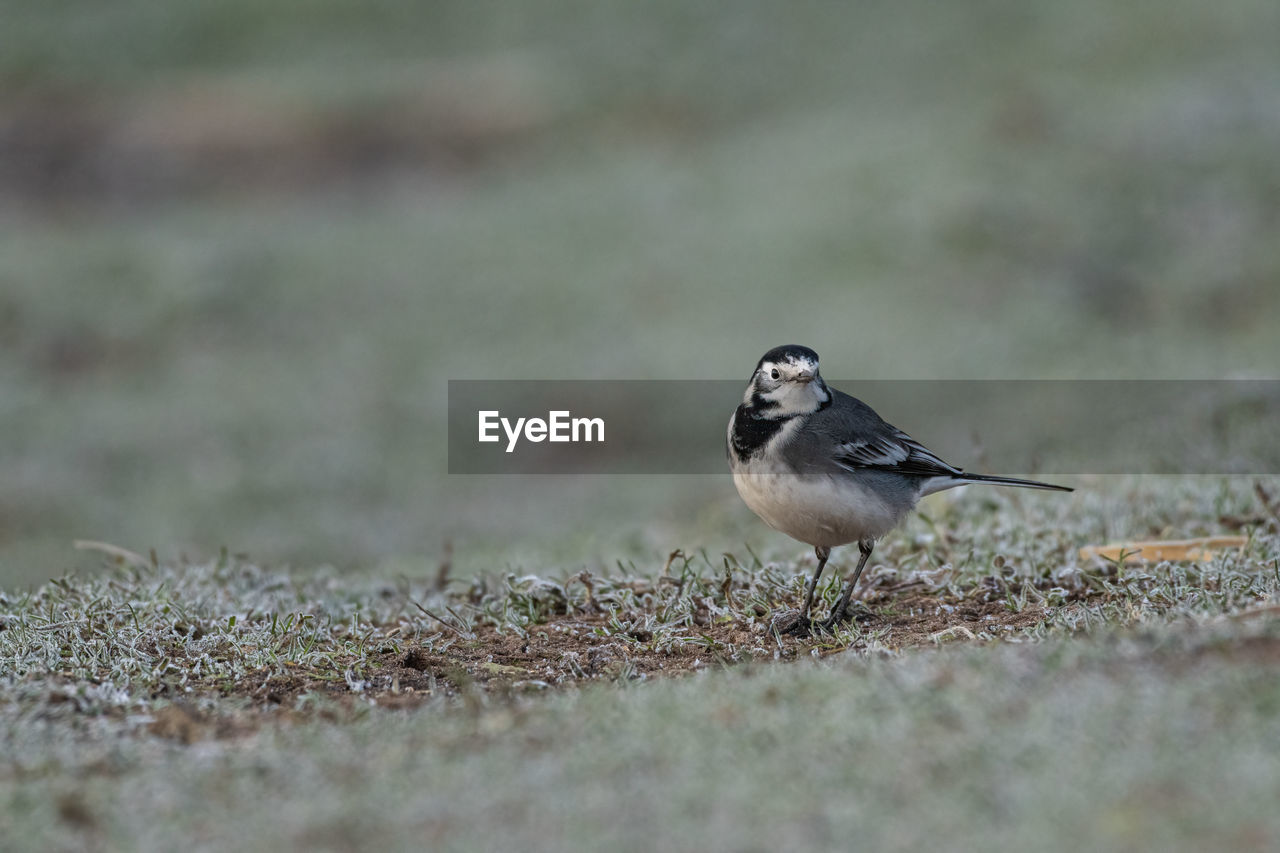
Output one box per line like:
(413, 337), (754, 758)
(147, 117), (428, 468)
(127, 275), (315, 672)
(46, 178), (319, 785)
(212, 588), (1053, 715)
(847, 592), (1050, 645)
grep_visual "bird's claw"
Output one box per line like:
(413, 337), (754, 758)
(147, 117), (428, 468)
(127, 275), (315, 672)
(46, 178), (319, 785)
(772, 603), (868, 639)
(820, 608), (850, 633)
(820, 601), (869, 633)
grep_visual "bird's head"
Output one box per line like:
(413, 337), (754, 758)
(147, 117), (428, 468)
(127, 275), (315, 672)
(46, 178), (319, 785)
(744, 345), (830, 416)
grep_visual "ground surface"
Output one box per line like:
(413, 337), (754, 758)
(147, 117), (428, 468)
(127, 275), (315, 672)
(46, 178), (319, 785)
(5, 478), (1280, 850)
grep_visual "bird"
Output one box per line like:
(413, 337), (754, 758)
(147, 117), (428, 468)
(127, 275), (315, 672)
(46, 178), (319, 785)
(727, 344), (1072, 636)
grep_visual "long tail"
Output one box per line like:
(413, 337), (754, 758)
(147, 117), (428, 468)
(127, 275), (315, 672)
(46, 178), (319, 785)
(957, 472), (1073, 492)
(922, 471), (1073, 497)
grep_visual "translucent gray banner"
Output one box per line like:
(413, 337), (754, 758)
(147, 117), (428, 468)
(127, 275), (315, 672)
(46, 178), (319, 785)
(447, 380), (1280, 475)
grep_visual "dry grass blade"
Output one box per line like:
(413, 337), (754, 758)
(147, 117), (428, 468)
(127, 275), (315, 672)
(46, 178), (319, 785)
(1078, 537), (1248, 564)
(410, 597), (474, 639)
(1255, 481), (1280, 528)
(72, 539), (150, 568)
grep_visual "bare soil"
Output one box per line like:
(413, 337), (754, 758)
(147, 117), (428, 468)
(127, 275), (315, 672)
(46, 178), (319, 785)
(173, 591), (1051, 729)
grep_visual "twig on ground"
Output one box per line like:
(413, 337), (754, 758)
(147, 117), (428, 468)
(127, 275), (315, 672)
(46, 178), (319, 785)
(410, 598), (473, 639)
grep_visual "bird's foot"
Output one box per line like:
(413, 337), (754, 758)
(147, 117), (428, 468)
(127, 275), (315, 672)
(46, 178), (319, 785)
(769, 610), (814, 638)
(820, 602), (870, 633)
(819, 610), (849, 633)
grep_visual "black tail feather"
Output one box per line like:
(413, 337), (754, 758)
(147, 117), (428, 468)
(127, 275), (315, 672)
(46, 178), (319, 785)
(960, 473), (1073, 492)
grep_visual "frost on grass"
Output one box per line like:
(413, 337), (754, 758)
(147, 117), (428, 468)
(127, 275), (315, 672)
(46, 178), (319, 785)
(2, 500), (1278, 734)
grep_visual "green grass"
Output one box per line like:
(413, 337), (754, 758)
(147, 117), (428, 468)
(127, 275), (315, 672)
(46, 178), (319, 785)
(3, 476), (1279, 850)
(8, 627), (1280, 851)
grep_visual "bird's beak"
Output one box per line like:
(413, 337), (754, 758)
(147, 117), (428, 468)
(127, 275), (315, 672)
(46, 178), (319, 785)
(794, 370), (815, 384)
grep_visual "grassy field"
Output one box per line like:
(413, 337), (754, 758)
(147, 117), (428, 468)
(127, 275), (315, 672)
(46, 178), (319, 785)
(4, 477), (1280, 849)
(3, 2), (1280, 849)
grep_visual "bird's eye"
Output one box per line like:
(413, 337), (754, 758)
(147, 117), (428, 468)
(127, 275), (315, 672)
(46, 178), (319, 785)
(770, 368), (780, 380)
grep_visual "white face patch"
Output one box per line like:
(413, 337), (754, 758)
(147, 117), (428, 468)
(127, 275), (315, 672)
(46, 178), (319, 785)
(745, 357), (830, 415)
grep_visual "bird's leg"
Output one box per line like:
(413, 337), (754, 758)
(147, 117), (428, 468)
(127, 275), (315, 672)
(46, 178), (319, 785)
(775, 546), (831, 637)
(823, 539), (874, 631)
(799, 546), (831, 620)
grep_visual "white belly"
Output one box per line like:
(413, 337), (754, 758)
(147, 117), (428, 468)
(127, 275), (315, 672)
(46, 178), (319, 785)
(732, 467), (908, 548)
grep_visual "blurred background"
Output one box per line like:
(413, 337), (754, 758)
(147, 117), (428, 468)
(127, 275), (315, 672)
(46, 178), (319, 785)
(2, 1), (1278, 587)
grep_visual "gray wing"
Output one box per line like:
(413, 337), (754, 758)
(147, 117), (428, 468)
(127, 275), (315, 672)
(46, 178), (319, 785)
(800, 389), (964, 480)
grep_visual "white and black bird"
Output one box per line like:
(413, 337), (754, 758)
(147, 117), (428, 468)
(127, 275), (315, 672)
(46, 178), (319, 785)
(727, 345), (1072, 636)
